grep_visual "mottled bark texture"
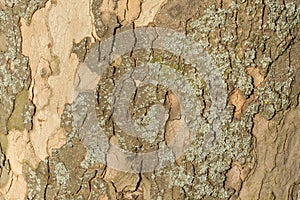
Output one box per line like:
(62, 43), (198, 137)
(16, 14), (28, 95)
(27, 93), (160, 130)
(0, 0), (300, 199)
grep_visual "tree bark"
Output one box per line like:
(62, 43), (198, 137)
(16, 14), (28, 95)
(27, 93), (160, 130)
(0, 0), (299, 199)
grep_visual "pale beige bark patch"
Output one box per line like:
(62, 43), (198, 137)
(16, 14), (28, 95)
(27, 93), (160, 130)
(47, 127), (67, 157)
(134, 0), (168, 26)
(6, 129), (39, 175)
(0, 173), (27, 200)
(0, 130), (39, 199)
(21, 0), (94, 161)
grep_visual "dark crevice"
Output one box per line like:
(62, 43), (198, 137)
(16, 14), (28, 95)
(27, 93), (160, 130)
(43, 159), (50, 200)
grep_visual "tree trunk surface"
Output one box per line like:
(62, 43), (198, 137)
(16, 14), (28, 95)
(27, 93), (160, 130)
(0, 0), (300, 199)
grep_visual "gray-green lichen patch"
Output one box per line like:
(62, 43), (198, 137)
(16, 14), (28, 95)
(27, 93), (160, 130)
(93, 47), (210, 164)
(0, 2), (38, 134)
(54, 162), (69, 186)
(71, 37), (92, 63)
(91, 0), (119, 39)
(0, 132), (8, 154)
(22, 99), (35, 130)
(5, 0), (47, 25)
(7, 89), (29, 131)
(25, 136), (109, 199)
(60, 103), (76, 142)
(152, 0), (299, 198)
(24, 161), (48, 200)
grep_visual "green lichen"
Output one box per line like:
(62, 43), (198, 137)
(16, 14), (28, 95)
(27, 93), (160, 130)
(54, 162), (69, 185)
(0, 4), (32, 134)
(0, 132), (8, 153)
(7, 89), (28, 131)
(91, 0), (118, 39)
(71, 37), (91, 63)
(152, 0), (299, 198)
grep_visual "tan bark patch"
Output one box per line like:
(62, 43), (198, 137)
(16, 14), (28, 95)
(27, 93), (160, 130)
(103, 168), (140, 192)
(103, 167), (151, 199)
(225, 164), (242, 193)
(246, 67), (265, 87)
(240, 107), (300, 199)
(0, 0), (5, 10)
(0, 33), (6, 52)
(229, 89), (246, 119)
(116, 0), (141, 24)
(165, 118), (190, 159)
(100, 0), (167, 26)
(98, 194), (109, 200)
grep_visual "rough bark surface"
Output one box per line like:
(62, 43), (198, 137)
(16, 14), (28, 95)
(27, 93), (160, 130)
(0, 0), (299, 199)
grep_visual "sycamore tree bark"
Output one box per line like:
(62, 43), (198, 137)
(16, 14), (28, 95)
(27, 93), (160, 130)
(0, 0), (299, 199)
